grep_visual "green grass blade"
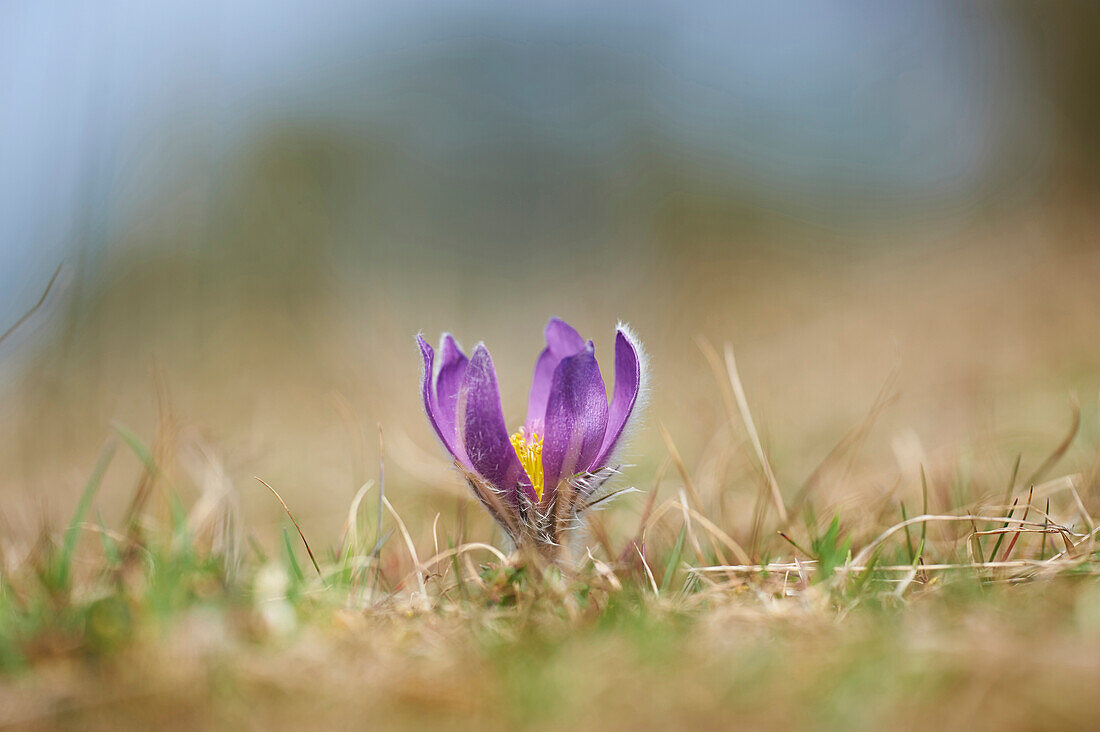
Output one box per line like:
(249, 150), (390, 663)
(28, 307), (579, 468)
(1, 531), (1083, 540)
(987, 497), (1019, 563)
(168, 492), (192, 557)
(247, 535), (268, 564)
(111, 421), (157, 473)
(900, 501), (915, 564)
(660, 525), (687, 594)
(851, 544), (884, 599)
(919, 466), (929, 550)
(283, 526), (305, 583)
(449, 538), (469, 602)
(97, 510), (121, 568)
(57, 440), (118, 590)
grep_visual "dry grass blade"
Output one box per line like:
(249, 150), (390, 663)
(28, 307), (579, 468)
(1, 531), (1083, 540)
(657, 423), (704, 509)
(584, 513), (616, 558)
(677, 489), (708, 564)
(690, 559), (1083, 575)
(329, 391), (367, 488)
(723, 343), (788, 524)
(639, 496), (750, 566)
(416, 542), (508, 573)
(118, 373), (177, 543)
(254, 476), (321, 577)
(851, 513), (1068, 567)
(617, 456), (668, 564)
(1067, 480), (1095, 531)
(1024, 397), (1080, 487)
(339, 480), (375, 552)
(683, 505), (752, 564)
(432, 513), (441, 557)
(641, 497), (688, 545)
(636, 544), (659, 597)
(695, 335), (741, 437)
(0, 262), (61, 349)
(382, 496), (427, 598)
(789, 365), (899, 518)
(586, 548), (623, 591)
(461, 552), (488, 591)
(1001, 485), (1035, 562)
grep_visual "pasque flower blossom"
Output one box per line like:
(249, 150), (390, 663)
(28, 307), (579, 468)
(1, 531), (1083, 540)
(417, 318), (647, 555)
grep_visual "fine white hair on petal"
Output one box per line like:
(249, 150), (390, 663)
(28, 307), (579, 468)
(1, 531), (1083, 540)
(606, 320), (651, 467)
(434, 332), (446, 384)
(415, 330), (428, 383)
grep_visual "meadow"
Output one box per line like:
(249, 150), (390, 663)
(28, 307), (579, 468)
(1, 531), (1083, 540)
(2, 214), (1100, 730)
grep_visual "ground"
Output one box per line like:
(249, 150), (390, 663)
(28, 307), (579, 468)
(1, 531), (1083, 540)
(2, 214), (1100, 730)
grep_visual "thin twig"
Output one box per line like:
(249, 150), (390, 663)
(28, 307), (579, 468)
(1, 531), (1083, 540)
(254, 477), (321, 577)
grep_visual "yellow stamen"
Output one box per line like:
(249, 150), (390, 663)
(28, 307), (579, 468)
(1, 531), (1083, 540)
(510, 427), (545, 501)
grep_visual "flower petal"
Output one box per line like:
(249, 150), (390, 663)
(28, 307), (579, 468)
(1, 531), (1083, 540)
(525, 318), (587, 432)
(434, 333), (469, 442)
(541, 342), (609, 501)
(593, 326), (645, 467)
(457, 344), (536, 504)
(418, 335), (469, 468)
(416, 335), (444, 443)
(545, 317), (586, 355)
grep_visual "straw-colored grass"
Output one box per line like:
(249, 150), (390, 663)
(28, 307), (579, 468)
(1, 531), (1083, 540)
(4, 229), (1100, 729)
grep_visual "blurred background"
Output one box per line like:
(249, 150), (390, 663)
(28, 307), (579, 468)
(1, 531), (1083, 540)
(1, 1), (1099, 547)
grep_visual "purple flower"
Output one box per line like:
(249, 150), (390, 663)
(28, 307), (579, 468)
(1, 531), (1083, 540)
(417, 318), (647, 551)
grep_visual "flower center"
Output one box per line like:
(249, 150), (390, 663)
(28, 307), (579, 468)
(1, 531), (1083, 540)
(509, 427), (545, 501)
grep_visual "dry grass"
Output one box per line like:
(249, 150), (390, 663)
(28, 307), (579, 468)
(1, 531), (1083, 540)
(3, 219), (1100, 729)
